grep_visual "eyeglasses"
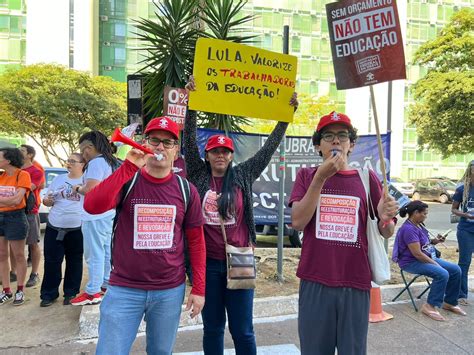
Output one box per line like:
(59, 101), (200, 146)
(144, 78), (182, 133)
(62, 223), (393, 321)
(321, 132), (350, 142)
(66, 159), (83, 164)
(146, 137), (178, 149)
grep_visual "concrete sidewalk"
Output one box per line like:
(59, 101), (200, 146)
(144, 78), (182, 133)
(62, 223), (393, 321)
(1, 277), (473, 354)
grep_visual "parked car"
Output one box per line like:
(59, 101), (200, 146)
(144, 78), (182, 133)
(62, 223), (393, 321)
(256, 224), (303, 248)
(412, 178), (457, 204)
(389, 177), (415, 197)
(39, 167), (68, 223)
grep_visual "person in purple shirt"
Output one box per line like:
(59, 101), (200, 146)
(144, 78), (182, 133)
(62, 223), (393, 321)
(393, 200), (466, 321)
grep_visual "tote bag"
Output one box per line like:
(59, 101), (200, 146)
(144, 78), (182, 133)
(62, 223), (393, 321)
(358, 169), (391, 284)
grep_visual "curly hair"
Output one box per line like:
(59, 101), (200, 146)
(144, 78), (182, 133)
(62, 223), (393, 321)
(0, 148), (25, 168)
(311, 126), (358, 157)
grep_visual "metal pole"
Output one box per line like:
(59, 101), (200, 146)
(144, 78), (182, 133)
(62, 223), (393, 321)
(384, 81), (393, 252)
(277, 25), (289, 282)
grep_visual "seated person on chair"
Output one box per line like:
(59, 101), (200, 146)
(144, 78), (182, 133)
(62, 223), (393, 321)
(392, 201), (466, 321)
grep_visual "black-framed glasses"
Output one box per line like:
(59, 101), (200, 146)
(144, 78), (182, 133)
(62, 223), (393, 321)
(321, 132), (350, 142)
(146, 137), (178, 149)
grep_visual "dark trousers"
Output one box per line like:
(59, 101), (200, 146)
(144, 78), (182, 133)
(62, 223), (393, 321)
(299, 280), (370, 355)
(40, 226), (83, 301)
(202, 258), (256, 355)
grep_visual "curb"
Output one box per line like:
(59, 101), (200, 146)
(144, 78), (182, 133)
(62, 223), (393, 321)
(78, 276), (474, 339)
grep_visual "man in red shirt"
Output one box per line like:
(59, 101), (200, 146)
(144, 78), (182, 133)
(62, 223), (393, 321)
(84, 117), (206, 354)
(19, 145), (45, 288)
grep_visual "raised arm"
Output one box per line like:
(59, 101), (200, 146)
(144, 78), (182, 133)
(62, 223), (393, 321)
(183, 109), (207, 180)
(238, 121), (288, 181)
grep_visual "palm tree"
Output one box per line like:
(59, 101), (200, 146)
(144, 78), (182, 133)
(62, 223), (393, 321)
(135, 0), (256, 133)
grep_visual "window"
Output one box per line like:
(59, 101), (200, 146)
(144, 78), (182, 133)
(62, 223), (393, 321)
(312, 15), (321, 32)
(292, 36), (301, 52)
(115, 23), (126, 38)
(114, 47), (126, 65)
(0, 15), (9, 33)
(9, 16), (20, 34)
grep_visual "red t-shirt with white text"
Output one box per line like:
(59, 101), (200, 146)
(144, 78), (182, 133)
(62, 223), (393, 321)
(289, 168), (382, 291)
(110, 169), (203, 290)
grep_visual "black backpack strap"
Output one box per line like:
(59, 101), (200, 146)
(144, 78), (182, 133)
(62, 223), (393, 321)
(111, 171), (140, 268)
(176, 174), (190, 213)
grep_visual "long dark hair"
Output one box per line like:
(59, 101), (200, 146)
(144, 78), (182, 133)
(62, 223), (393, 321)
(79, 131), (119, 171)
(399, 200), (428, 218)
(206, 161), (237, 220)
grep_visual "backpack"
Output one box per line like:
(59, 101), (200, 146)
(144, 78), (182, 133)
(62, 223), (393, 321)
(110, 171), (191, 267)
(16, 171), (37, 214)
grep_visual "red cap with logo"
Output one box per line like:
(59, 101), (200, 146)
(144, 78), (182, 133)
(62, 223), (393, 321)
(316, 111), (353, 132)
(205, 135), (234, 152)
(144, 116), (180, 139)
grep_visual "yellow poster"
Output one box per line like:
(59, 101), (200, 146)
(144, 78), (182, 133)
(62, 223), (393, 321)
(189, 38), (298, 123)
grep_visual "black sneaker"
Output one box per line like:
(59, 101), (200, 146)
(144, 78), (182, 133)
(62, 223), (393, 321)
(0, 292), (13, 305)
(63, 296), (74, 306)
(26, 273), (40, 287)
(40, 299), (54, 307)
(10, 271), (17, 283)
(13, 290), (25, 306)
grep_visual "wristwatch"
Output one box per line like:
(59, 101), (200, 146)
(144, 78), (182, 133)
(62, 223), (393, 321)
(75, 186), (81, 193)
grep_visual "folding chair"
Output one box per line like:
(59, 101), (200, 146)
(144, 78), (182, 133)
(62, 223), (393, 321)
(391, 269), (431, 312)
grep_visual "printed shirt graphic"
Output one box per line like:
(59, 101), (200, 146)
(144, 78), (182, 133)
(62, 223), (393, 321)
(109, 170), (203, 290)
(202, 189), (236, 226)
(0, 169), (31, 212)
(316, 194), (360, 243)
(133, 204), (176, 250)
(289, 167), (383, 291)
(202, 176), (249, 260)
(47, 174), (84, 228)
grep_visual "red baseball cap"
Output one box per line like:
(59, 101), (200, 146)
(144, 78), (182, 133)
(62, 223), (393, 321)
(316, 111), (353, 132)
(205, 135), (234, 152)
(144, 116), (179, 139)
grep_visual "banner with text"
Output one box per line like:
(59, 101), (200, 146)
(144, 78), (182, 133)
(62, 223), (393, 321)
(326, 0), (406, 89)
(189, 38), (298, 122)
(195, 129), (391, 224)
(163, 86), (188, 130)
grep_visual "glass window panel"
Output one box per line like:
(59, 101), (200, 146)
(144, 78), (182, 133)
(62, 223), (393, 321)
(262, 12), (272, 28)
(253, 12), (263, 27)
(312, 15), (320, 32)
(301, 15), (311, 34)
(272, 36), (282, 52)
(8, 39), (20, 60)
(262, 34), (272, 50)
(8, 0), (21, 11)
(114, 47), (126, 65)
(10, 16), (20, 33)
(0, 39), (9, 60)
(115, 23), (126, 38)
(293, 14), (301, 31)
(300, 36), (312, 56)
(0, 15), (9, 33)
(320, 39), (330, 57)
(300, 59), (311, 79)
(272, 13), (283, 30)
(292, 36), (300, 52)
(420, 4), (429, 18)
(310, 81), (318, 96)
(311, 60), (320, 77)
(420, 24), (429, 40)
(321, 17), (328, 32)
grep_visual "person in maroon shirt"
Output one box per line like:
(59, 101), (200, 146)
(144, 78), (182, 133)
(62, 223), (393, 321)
(84, 117), (206, 355)
(290, 112), (399, 355)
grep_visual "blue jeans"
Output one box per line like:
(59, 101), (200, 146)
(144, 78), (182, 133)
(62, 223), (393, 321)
(202, 258), (256, 355)
(457, 229), (474, 299)
(82, 217), (113, 294)
(96, 283), (185, 355)
(403, 258), (461, 308)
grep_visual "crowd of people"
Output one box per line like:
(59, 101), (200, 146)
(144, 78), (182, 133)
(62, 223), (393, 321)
(0, 81), (472, 354)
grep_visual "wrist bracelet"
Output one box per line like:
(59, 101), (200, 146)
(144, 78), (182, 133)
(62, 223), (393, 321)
(381, 218), (395, 228)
